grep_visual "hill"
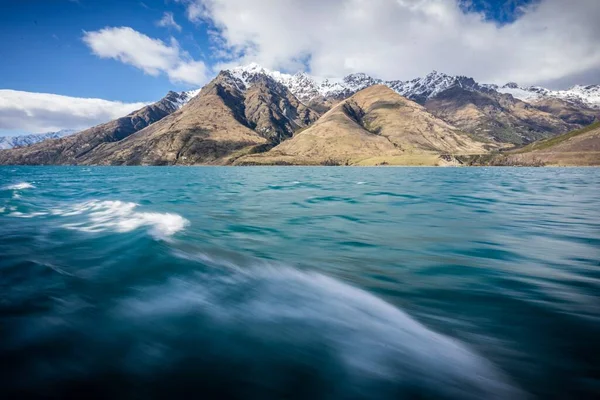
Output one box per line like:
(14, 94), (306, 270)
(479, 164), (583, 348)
(236, 85), (490, 166)
(0, 129), (77, 150)
(424, 87), (576, 144)
(0, 73), (319, 165)
(463, 122), (600, 166)
(0, 91), (196, 165)
(61, 71), (319, 165)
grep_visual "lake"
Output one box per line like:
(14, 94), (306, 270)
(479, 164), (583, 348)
(1, 166), (599, 399)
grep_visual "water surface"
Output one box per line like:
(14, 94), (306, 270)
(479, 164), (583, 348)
(1, 166), (599, 399)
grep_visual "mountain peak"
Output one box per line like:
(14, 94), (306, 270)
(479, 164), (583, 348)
(234, 62), (268, 73)
(503, 82), (519, 89)
(220, 65), (600, 109)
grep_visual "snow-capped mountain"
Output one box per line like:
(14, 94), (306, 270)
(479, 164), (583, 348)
(387, 72), (491, 104)
(227, 64), (493, 104)
(496, 83), (600, 108)
(228, 63), (380, 102)
(0, 129), (78, 150)
(226, 63), (600, 108)
(163, 89), (202, 110)
(0, 89), (202, 151)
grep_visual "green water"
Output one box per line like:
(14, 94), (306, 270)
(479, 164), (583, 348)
(1, 166), (599, 399)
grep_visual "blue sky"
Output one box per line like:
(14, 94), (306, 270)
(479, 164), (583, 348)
(0, 0), (209, 102)
(0, 0), (598, 135)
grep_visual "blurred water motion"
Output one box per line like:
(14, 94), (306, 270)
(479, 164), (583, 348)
(1, 166), (599, 399)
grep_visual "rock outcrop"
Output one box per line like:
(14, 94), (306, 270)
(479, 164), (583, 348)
(236, 85), (491, 166)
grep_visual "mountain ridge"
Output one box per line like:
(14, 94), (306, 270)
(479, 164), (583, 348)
(226, 64), (600, 109)
(462, 122), (600, 166)
(1, 64), (598, 166)
(0, 129), (78, 150)
(225, 64), (598, 144)
(0, 89), (199, 165)
(235, 85), (491, 166)
(29, 69), (320, 166)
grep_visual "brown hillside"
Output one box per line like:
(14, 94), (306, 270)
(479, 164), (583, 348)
(236, 85), (490, 166)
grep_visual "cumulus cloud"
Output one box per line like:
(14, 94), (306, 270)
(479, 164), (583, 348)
(0, 90), (148, 133)
(83, 27), (207, 85)
(157, 12), (182, 32)
(182, 0), (600, 88)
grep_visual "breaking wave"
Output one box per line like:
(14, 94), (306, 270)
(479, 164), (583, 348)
(3, 182), (35, 190)
(1, 254), (523, 399)
(53, 200), (189, 239)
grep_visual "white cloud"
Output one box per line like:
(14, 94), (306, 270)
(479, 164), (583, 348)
(183, 0), (600, 87)
(157, 12), (182, 32)
(0, 90), (149, 133)
(83, 27), (207, 85)
(167, 60), (208, 83)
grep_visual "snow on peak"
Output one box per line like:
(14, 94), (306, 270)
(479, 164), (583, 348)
(0, 129), (78, 150)
(496, 83), (600, 108)
(164, 89), (202, 110)
(221, 63), (600, 108)
(223, 64), (485, 102)
(226, 64), (325, 100)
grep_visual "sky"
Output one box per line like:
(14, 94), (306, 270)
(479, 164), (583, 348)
(1, 0), (599, 135)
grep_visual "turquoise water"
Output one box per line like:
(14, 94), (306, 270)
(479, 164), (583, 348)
(1, 166), (599, 399)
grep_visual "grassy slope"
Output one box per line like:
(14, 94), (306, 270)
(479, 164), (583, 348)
(512, 121), (600, 153)
(458, 121), (600, 166)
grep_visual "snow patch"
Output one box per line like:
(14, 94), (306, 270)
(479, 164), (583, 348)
(225, 63), (599, 108)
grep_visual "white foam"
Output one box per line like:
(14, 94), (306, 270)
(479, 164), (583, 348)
(3, 182), (35, 190)
(8, 211), (48, 218)
(0, 207), (5, 213)
(119, 261), (523, 399)
(54, 200), (188, 239)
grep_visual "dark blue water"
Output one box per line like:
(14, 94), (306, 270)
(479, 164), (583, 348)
(1, 166), (599, 399)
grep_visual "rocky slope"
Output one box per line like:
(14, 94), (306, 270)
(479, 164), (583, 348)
(0, 90), (199, 165)
(229, 65), (491, 108)
(528, 97), (599, 126)
(464, 122), (600, 166)
(236, 85), (490, 166)
(233, 64), (600, 110)
(0, 129), (77, 149)
(228, 64), (596, 144)
(29, 71), (320, 166)
(424, 87), (576, 144)
(496, 83), (600, 108)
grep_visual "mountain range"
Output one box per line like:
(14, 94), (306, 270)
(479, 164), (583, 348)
(0, 129), (77, 150)
(462, 121), (600, 166)
(232, 63), (600, 109)
(237, 85), (489, 166)
(229, 64), (599, 145)
(0, 64), (598, 166)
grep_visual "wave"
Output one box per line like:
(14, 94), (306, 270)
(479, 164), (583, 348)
(53, 200), (189, 239)
(115, 261), (523, 399)
(1, 245), (524, 398)
(3, 182), (35, 190)
(8, 211), (48, 218)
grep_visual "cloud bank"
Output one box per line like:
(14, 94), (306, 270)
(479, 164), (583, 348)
(0, 90), (148, 133)
(83, 27), (207, 86)
(181, 0), (600, 87)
